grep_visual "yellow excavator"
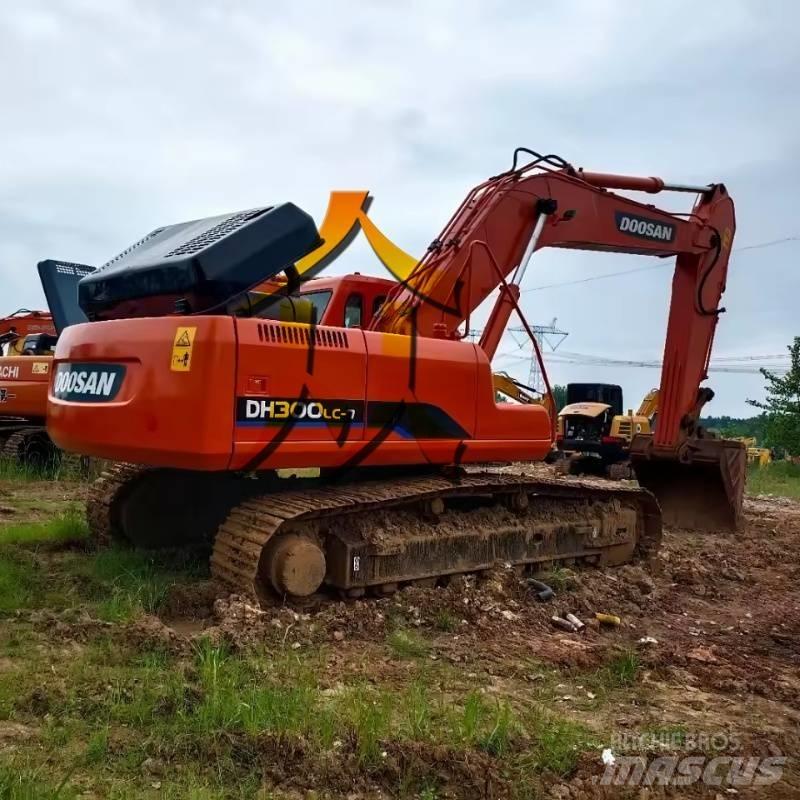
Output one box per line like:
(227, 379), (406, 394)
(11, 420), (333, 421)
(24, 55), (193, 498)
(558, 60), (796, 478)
(731, 437), (771, 467)
(556, 384), (659, 478)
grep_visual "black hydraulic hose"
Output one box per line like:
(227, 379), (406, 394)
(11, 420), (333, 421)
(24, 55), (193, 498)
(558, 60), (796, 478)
(509, 147), (572, 172)
(491, 148), (573, 179)
(696, 227), (724, 316)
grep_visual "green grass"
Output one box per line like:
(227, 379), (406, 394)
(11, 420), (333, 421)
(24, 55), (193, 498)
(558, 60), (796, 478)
(0, 458), (88, 484)
(535, 566), (578, 592)
(0, 765), (78, 800)
(578, 649), (642, 707)
(0, 634), (594, 795)
(386, 627), (431, 659)
(433, 609), (458, 632)
(0, 533), (201, 620)
(0, 508), (88, 546)
(87, 548), (202, 622)
(517, 710), (592, 776)
(747, 460), (800, 499)
(0, 475), (612, 797)
(600, 650), (641, 688)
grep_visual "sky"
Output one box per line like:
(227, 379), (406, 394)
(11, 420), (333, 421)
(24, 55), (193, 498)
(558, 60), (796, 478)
(1, 0), (798, 416)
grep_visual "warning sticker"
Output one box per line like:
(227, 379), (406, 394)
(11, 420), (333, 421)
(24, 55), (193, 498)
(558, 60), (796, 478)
(171, 326), (197, 372)
(32, 362), (49, 375)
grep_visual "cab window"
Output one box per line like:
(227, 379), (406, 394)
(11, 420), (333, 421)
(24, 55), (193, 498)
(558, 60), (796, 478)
(372, 295), (386, 317)
(252, 289), (332, 323)
(344, 293), (363, 328)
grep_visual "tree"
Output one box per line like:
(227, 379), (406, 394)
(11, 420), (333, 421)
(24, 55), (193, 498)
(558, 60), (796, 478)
(700, 415), (766, 442)
(550, 384), (567, 412)
(748, 337), (800, 454)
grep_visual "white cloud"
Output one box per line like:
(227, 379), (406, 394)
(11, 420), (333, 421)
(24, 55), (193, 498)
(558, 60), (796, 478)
(1, 0), (798, 414)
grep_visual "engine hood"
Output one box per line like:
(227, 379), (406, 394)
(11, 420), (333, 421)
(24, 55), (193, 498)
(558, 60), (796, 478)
(558, 402), (611, 419)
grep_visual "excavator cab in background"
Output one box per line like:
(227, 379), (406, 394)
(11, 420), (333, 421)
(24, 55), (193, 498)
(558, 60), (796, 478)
(47, 152), (745, 603)
(556, 384), (655, 478)
(0, 310), (55, 356)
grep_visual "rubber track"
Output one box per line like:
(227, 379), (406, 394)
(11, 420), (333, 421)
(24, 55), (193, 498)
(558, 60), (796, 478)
(211, 473), (661, 600)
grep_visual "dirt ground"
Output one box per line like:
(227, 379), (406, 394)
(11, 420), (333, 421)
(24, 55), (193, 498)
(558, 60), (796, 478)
(194, 493), (800, 797)
(0, 469), (798, 798)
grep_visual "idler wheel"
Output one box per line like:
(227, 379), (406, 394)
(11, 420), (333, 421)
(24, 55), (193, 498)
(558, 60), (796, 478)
(264, 534), (326, 598)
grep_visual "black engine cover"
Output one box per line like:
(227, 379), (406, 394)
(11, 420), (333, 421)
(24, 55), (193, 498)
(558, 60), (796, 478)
(78, 203), (322, 318)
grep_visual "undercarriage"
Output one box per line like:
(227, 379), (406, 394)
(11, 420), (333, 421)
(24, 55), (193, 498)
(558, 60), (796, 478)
(86, 466), (661, 605)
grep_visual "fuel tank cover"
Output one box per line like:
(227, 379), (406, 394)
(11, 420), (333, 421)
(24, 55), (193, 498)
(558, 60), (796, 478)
(78, 203), (322, 319)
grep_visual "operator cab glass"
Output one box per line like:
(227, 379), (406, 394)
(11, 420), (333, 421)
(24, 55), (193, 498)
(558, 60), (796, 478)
(344, 294), (363, 328)
(250, 289), (333, 324)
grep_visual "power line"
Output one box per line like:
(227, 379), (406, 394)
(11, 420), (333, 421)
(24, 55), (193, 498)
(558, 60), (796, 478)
(520, 263), (664, 293)
(735, 235), (800, 253)
(494, 348), (790, 375)
(519, 233), (800, 294)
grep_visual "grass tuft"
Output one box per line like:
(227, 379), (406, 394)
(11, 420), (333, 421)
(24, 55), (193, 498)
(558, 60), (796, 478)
(89, 548), (202, 622)
(601, 649), (641, 688)
(433, 609), (458, 632)
(521, 709), (591, 776)
(0, 457), (90, 484)
(535, 566), (577, 592)
(0, 764), (78, 800)
(0, 508), (88, 547)
(387, 628), (430, 659)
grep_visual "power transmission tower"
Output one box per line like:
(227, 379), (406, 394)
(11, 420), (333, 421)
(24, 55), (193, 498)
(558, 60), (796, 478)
(508, 318), (568, 391)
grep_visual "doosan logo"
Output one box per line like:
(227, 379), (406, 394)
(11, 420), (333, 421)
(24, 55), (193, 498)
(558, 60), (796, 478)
(53, 363), (126, 402)
(615, 212), (675, 243)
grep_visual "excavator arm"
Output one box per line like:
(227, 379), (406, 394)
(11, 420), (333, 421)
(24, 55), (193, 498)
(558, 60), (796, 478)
(637, 389), (659, 419)
(371, 151), (744, 529)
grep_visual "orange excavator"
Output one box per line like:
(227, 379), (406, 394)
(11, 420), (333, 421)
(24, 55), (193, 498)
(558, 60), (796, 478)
(0, 263), (94, 468)
(0, 309), (57, 465)
(47, 149), (744, 601)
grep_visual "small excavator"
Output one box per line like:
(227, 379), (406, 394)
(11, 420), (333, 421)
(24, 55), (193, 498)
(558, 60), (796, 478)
(0, 263), (93, 469)
(47, 149), (745, 602)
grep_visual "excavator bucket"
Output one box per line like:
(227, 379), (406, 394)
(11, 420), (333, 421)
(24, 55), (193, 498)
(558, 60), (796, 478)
(630, 436), (746, 531)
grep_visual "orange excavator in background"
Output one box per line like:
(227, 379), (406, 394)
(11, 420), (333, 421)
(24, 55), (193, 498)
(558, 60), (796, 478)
(0, 308), (57, 466)
(47, 149), (744, 602)
(0, 309), (55, 355)
(0, 263), (94, 468)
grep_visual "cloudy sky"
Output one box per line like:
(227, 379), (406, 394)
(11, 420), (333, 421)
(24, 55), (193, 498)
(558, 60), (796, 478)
(2, 0), (798, 415)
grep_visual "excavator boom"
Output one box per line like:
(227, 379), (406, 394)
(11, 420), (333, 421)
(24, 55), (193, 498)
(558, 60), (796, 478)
(371, 153), (743, 529)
